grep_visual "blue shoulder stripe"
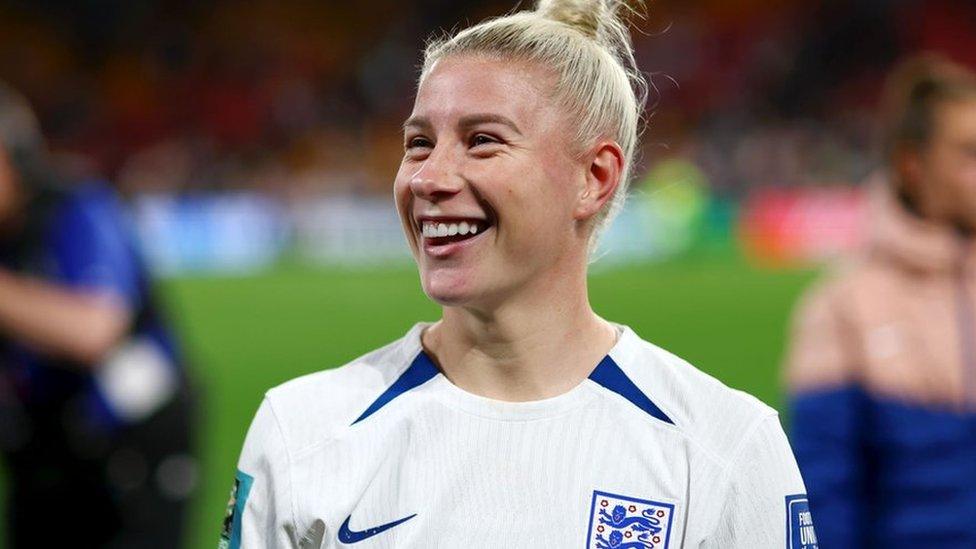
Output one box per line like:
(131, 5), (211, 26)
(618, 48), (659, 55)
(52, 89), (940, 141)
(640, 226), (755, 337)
(588, 355), (674, 425)
(351, 351), (440, 425)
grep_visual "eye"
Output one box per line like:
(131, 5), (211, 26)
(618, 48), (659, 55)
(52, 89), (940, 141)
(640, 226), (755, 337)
(470, 133), (500, 148)
(405, 136), (433, 151)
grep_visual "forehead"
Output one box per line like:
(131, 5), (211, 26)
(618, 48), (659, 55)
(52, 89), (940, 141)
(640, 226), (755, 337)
(409, 55), (557, 128)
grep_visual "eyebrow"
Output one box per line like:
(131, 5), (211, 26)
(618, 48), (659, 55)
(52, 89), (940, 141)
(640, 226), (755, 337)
(402, 113), (523, 136)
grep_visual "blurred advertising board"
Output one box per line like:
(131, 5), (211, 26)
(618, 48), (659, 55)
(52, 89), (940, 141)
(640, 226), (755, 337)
(132, 193), (289, 276)
(130, 172), (722, 276)
(133, 193), (410, 275)
(738, 186), (867, 267)
(290, 195), (411, 267)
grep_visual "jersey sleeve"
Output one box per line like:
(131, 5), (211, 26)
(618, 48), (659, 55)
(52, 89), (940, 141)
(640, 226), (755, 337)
(221, 397), (297, 549)
(47, 189), (142, 310)
(704, 414), (818, 548)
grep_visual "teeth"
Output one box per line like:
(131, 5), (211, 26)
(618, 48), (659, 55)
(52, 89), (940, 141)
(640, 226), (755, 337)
(420, 220), (484, 238)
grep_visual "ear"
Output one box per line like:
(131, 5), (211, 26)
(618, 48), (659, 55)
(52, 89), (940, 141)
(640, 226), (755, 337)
(574, 140), (625, 222)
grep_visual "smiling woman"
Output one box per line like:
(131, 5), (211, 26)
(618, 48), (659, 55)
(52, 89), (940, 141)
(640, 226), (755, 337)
(225, 1), (814, 548)
(397, 55), (603, 313)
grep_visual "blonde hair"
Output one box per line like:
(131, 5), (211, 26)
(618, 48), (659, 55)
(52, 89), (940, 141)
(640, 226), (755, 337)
(420, 0), (648, 243)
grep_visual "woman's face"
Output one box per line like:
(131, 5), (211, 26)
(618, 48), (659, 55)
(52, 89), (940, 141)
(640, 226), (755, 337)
(914, 98), (976, 230)
(925, 99), (976, 230)
(395, 56), (588, 308)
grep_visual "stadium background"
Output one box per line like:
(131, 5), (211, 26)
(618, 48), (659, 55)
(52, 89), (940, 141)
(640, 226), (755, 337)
(0, 0), (974, 546)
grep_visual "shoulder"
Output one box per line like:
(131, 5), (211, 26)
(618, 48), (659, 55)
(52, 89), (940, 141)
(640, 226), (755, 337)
(794, 253), (897, 326)
(56, 182), (124, 215)
(45, 182), (129, 237)
(610, 327), (782, 470)
(260, 325), (426, 454)
(785, 257), (884, 391)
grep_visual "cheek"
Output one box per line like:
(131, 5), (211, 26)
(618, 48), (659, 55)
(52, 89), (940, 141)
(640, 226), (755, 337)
(393, 163), (411, 203)
(513, 155), (575, 207)
(532, 164), (581, 229)
(393, 165), (422, 255)
(393, 167), (414, 221)
(963, 157), (976, 186)
(498, 168), (577, 257)
(943, 153), (976, 192)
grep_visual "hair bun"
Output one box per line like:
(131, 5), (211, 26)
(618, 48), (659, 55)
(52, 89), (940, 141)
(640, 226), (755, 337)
(537, 0), (605, 38)
(536, 0), (640, 59)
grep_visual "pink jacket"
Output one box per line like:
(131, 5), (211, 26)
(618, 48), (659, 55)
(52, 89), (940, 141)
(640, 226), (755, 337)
(784, 176), (976, 547)
(787, 178), (976, 406)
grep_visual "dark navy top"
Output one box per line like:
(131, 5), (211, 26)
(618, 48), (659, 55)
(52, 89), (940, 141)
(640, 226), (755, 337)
(0, 183), (181, 430)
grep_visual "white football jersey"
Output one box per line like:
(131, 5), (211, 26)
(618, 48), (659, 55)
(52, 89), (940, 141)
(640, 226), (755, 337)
(221, 323), (817, 549)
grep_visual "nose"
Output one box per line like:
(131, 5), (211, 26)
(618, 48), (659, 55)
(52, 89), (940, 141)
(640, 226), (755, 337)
(408, 146), (464, 202)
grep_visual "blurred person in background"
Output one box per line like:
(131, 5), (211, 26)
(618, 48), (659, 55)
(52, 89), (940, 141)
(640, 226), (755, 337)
(786, 54), (976, 547)
(225, 0), (813, 547)
(0, 82), (196, 548)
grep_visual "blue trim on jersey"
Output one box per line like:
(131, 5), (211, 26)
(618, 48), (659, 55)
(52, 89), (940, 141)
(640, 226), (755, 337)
(588, 356), (674, 425)
(230, 469), (254, 549)
(351, 352), (440, 425)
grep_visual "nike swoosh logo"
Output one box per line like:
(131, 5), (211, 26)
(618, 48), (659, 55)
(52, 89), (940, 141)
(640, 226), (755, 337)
(337, 513), (417, 543)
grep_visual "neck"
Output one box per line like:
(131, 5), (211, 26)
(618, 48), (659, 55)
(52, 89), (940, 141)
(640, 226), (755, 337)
(422, 261), (617, 402)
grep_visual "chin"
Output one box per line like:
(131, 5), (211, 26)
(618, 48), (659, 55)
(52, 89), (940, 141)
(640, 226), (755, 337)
(419, 267), (485, 307)
(421, 278), (473, 307)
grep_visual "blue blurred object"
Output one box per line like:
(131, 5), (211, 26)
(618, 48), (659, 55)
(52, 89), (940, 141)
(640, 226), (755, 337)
(133, 192), (289, 276)
(791, 387), (976, 546)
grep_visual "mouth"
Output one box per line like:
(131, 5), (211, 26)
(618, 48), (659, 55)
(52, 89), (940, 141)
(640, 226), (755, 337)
(416, 216), (494, 255)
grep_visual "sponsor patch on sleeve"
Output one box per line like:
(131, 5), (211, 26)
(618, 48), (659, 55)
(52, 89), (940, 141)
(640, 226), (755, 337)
(219, 469), (254, 549)
(785, 494), (818, 548)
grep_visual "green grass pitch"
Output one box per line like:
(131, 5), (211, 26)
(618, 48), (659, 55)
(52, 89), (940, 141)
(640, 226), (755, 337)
(0, 256), (819, 548)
